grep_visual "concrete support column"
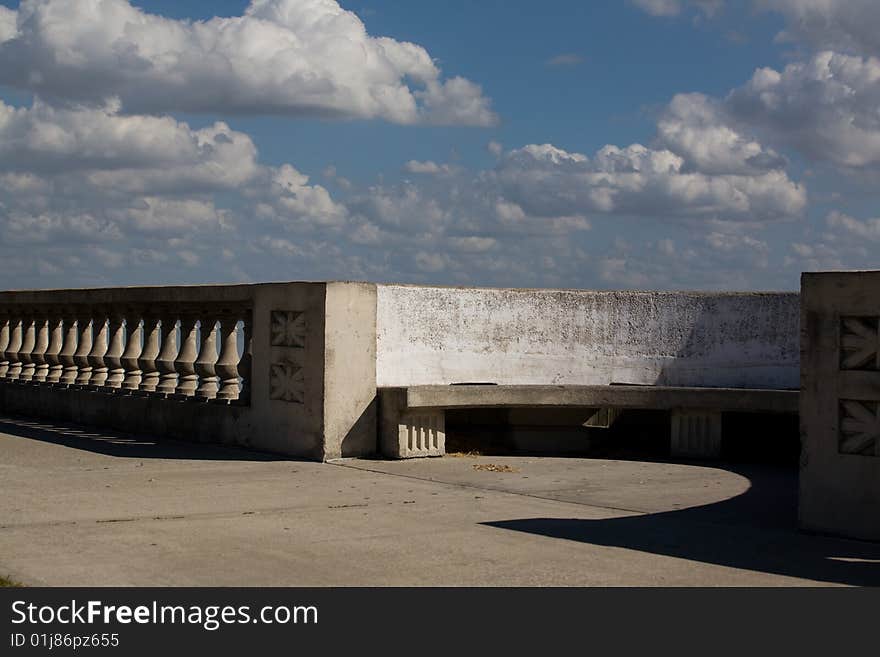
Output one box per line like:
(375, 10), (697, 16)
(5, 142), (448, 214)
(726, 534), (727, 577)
(18, 314), (37, 382)
(104, 313), (126, 389)
(87, 311), (109, 387)
(379, 388), (445, 459)
(0, 310), (10, 378)
(137, 315), (161, 393)
(58, 311), (79, 386)
(174, 316), (199, 396)
(43, 313), (64, 384)
(670, 409), (722, 459)
(194, 319), (219, 400)
(121, 314), (144, 391)
(155, 313), (179, 395)
(73, 312), (93, 386)
(215, 315), (240, 401)
(238, 313), (253, 404)
(31, 312), (50, 382)
(5, 314), (23, 380)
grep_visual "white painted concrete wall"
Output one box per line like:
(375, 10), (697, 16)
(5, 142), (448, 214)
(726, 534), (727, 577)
(376, 285), (799, 389)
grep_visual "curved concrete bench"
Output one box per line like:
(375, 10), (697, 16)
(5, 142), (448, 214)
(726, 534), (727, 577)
(379, 384), (799, 460)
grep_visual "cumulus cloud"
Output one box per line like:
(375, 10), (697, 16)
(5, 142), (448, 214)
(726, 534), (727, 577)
(657, 93), (787, 175)
(0, 0), (496, 126)
(758, 0), (880, 56)
(0, 97), (347, 263)
(726, 51), (880, 169)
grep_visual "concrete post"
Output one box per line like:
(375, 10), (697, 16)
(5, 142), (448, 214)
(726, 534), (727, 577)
(58, 313), (79, 386)
(215, 315), (240, 401)
(121, 315), (144, 391)
(174, 316), (199, 396)
(156, 314), (179, 395)
(5, 315), (22, 380)
(73, 313), (93, 386)
(18, 315), (36, 382)
(0, 310), (9, 378)
(44, 314), (64, 384)
(87, 312), (109, 387)
(194, 319), (219, 399)
(104, 313), (126, 389)
(137, 315), (161, 393)
(31, 312), (50, 382)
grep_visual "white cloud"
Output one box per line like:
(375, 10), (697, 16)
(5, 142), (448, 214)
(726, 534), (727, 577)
(657, 93), (787, 175)
(826, 210), (880, 241)
(403, 160), (455, 176)
(726, 51), (880, 169)
(0, 0), (496, 126)
(758, 0), (880, 57)
(632, 0), (722, 17)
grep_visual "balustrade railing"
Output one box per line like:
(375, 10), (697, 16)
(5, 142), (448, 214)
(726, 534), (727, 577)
(0, 293), (253, 404)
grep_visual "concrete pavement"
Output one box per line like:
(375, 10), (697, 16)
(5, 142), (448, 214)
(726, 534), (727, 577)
(1, 415), (878, 586)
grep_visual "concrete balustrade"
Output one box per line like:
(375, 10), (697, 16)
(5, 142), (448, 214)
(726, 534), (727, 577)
(0, 282), (378, 460)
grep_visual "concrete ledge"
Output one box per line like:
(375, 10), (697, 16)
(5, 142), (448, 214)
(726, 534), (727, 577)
(406, 385), (799, 413)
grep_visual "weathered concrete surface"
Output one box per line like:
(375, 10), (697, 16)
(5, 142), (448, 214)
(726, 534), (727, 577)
(800, 271), (880, 541)
(2, 416), (878, 587)
(405, 384), (799, 412)
(376, 285), (799, 389)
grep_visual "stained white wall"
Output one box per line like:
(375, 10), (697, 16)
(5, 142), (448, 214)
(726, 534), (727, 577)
(376, 285), (799, 389)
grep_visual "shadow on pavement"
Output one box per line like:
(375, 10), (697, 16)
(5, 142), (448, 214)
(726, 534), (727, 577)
(0, 416), (285, 462)
(483, 462), (880, 586)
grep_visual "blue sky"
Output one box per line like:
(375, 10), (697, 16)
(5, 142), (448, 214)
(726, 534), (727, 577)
(1, 0), (879, 290)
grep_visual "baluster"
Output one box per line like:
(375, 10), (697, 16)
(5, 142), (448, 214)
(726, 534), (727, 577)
(18, 313), (36, 381)
(73, 310), (93, 386)
(58, 310), (79, 385)
(121, 313), (144, 391)
(215, 314), (240, 400)
(31, 310), (50, 382)
(195, 318), (219, 399)
(137, 315), (161, 392)
(0, 309), (10, 378)
(156, 312), (179, 395)
(44, 312), (64, 384)
(5, 312), (22, 380)
(104, 312), (126, 389)
(174, 315), (199, 396)
(87, 310), (109, 387)
(238, 311), (253, 404)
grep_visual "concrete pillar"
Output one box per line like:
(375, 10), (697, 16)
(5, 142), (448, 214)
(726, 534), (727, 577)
(58, 313), (79, 386)
(174, 316), (199, 396)
(137, 316), (161, 393)
(156, 314), (179, 395)
(87, 312), (109, 387)
(104, 313), (126, 389)
(121, 315), (144, 391)
(73, 313), (93, 386)
(194, 319), (219, 399)
(0, 310), (9, 378)
(44, 314), (64, 384)
(670, 409), (722, 459)
(31, 313), (50, 382)
(379, 388), (445, 459)
(4, 314), (22, 380)
(18, 315), (36, 381)
(215, 315), (240, 401)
